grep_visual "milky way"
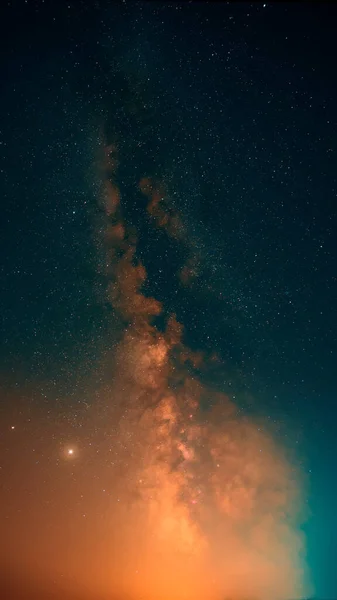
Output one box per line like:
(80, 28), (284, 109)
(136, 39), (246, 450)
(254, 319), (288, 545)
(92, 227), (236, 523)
(73, 135), (313, 600)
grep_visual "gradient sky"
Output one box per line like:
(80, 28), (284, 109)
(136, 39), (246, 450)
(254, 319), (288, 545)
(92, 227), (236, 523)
(1, 2), (337, 599)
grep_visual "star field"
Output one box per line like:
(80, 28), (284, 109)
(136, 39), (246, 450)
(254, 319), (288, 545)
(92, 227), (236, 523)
(0, 2), (336, 599)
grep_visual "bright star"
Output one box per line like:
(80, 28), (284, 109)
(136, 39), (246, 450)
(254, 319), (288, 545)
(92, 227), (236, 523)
(61, 444), (78, 460)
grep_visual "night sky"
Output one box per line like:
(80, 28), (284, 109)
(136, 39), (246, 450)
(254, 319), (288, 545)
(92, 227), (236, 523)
(1, 2), (337, 599)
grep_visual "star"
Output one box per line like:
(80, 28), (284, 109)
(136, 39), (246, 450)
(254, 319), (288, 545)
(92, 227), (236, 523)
(61, 445), (78, 460)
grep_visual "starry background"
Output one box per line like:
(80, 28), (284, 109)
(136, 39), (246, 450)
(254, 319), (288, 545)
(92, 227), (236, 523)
(1, 1), (337, 598)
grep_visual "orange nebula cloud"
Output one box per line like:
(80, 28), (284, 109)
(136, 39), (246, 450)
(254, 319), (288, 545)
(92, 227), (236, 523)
(90, 140), (313, 600)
